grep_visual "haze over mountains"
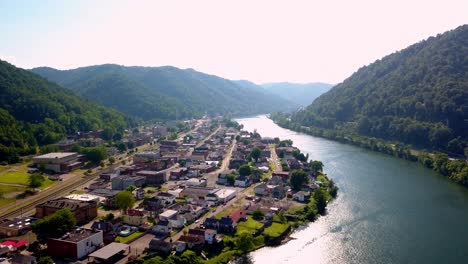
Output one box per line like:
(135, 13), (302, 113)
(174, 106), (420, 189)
(262, 82), (333, 106)
(291, 25), (468, 154)
(32, 65), (298, 120)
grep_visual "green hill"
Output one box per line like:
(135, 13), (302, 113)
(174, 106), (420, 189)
(291, 25), (468, 155)
(0, 60), (131, 163)
(32, 65), (297, 120)
(262, 82), (333, 106)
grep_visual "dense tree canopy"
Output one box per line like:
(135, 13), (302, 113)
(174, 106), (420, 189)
(290, 25), (468, 155)
(115, 191), (136, 212)
(290, 170), (309, 191)
(0, 59), (132, 163)
(31, 208), (76, 243)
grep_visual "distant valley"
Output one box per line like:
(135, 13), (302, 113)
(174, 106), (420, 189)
(262, 82), (333, 106)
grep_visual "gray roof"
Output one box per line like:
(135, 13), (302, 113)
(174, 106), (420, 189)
(89, 242), (129, 260)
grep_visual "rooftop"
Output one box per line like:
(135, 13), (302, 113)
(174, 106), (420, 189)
(38, 198), (96, 210)
(55, 228), (102, 243)
(34, 152), (77, 159)
(215, 188), (237, 199)
(89, 242), (129, 260)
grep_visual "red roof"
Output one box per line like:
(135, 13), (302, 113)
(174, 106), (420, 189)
(126, 209), (144, 216)
(229, 209), (246, 223)
(1, 240), (28, 248)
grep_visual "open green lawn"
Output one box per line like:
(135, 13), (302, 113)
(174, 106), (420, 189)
(0, 171), (30, 185)
(0, 184), (27, 195)
(0, 199), (15, 207)
(316, 174), (329, 185)
(115, 231), (143, 243)
(263, 222), (289, 238)
(237, 218), (263, 234)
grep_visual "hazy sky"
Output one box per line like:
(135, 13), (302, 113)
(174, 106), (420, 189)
(1, 0), (467, 84)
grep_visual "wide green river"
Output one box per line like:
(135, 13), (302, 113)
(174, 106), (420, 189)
(236, 115), (468, 264)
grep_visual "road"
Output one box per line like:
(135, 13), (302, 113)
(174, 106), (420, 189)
(205, 135), (238, 187)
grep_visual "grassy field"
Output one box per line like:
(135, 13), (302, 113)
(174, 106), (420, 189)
(263, 222), (289, 238)
(0, 171), (30, 185)
(237, 217), (263, 234)
(0, 184), (28, 195)
(115, 231), (143, 243)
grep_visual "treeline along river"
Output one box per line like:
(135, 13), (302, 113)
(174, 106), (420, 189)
(235, 115), (468, 264)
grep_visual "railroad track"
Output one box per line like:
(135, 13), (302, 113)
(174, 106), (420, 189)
(0, 173), (100, 220)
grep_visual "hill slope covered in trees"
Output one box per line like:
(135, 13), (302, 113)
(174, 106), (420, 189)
(0, 60), (131, 163)
(291, 25), (468, 155)
(262, 82), (333, 106)
(32, 65), (297, 120)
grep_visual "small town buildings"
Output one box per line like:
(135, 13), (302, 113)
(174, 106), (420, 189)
(32, 152), (84, 173)
(204, 229), (217, 245)
(229, 209), (247, 223)
(156, 192), (176, 205)
(89, 189), (120, 208)
(177, 235), (204, 251)
(111, 175), (145, 190)
(142, 197), (164, 214)
(214, 188), (237, 203)
(254, 183), (269, 196)
(179, 187), (219, 200)
(90, 220), (116, 245)
(10, 253), (37, 264)
(234, 175), (251, 188)
(0, 217), (37, 237)
(136, 170), (167, 186)
(293, 191), (310, 202)
(47, 228), (103, 259)
(35, 198), (98, 225)
(132, 187), (145, 200)
(216, 173), (228, 185)
(122, 209), (147, 226)
(149, 239), (172, 255)
(170, 168), (188, 180)
(99, 169), (120, 182)
(65, 194), (102, 204)
(88, 242), (129, 263)
(218, 217), (236, 233)
(159, 209), (178, 221)
(152, 220), (170, 237)
(186, 178), (207, 187)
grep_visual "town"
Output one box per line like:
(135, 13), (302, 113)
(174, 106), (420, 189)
(0, 118), (337, 264)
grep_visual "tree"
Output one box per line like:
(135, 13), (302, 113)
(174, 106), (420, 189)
(310, 160), (324, 175)
(314, 188), (327, 215)
(32, 208), (76, 243)
(238, 164), (251, 177)
(115, 191), (136, 213)
(83, 146), (108, 163)
(28, 173), (45, 189)
(250, 147), (262, 162)
(226, 173), (236, 186)
(109, 156), (115, 164)
(37, 256), (54, 264)
(104, 213), (115, 221)
(100, 161), (105, 168)
(290, 170), (309, 191)
(252, 209), (265, 221)
(235, 232), (255, 253)
(126, 185), (137, 192)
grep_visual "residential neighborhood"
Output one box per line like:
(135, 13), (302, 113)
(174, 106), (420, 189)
(0, 118), (336, 264)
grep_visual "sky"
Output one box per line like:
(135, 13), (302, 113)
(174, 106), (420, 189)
(1, 0), (467, 84)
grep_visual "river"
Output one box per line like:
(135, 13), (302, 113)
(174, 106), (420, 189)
(235, 115), (468, 264)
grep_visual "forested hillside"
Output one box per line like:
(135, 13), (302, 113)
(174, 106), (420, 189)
(0, 60), (131, 163)
(262, 82), (332, 105)
(291, 25), (468, 155)
(33, 65), (297, 120)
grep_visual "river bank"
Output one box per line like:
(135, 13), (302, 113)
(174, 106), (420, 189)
(236, 115), (468, 264)
(269, 113), (468, 189)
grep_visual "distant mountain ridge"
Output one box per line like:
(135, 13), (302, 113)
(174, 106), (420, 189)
(291, 25), (468, 154)
(262, 82), (333, 105)
(32, 65), (297, 120)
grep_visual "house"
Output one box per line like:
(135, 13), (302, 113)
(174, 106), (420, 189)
(202, 218), (218, 230)
(229, 209), (247, 223)
(153, 126), (168, 138)
(204, 229), (217, 245)
(175, 241), (187, 253)
(254, 183), (269, 196)
(47, 228), (103, 259)
(0, 217), (37, 237)
(136, 170), (166, 186)
(159, 209), (178, 221)
(89, 189), (120, 208)
(188, 228), (205, 243)
(156, 192), (176, 205)
(35, 198), (97, 225)
(99, 169), (120, 182)
(152, 220), (170, 237)
(218, 217), (236, 233)
(234, 175), (251, 188)
(170, 168), (188, 180)
(293, 191), (310, 202)
(10, 254), (37, 264)
(122, 209), (147, 226)
(216, 173), (228, 185)
(111, 175), (145, 190)
(132, 187), (145, 200)
(88, 242), (129, 263)
(91, 220), (116, 245)
(32, 152), (83, 173)
(149, 239), (172, 255)
(271, 184), (286, 199)
(159, 210), (185, 229)
(177, 235), (204, 251)
(272, 171), (290, 183)
(186, 178), (207, 187)
(142, 197), (164, 215)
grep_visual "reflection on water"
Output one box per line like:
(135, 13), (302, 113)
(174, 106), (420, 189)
(236, 115), (468, 264)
